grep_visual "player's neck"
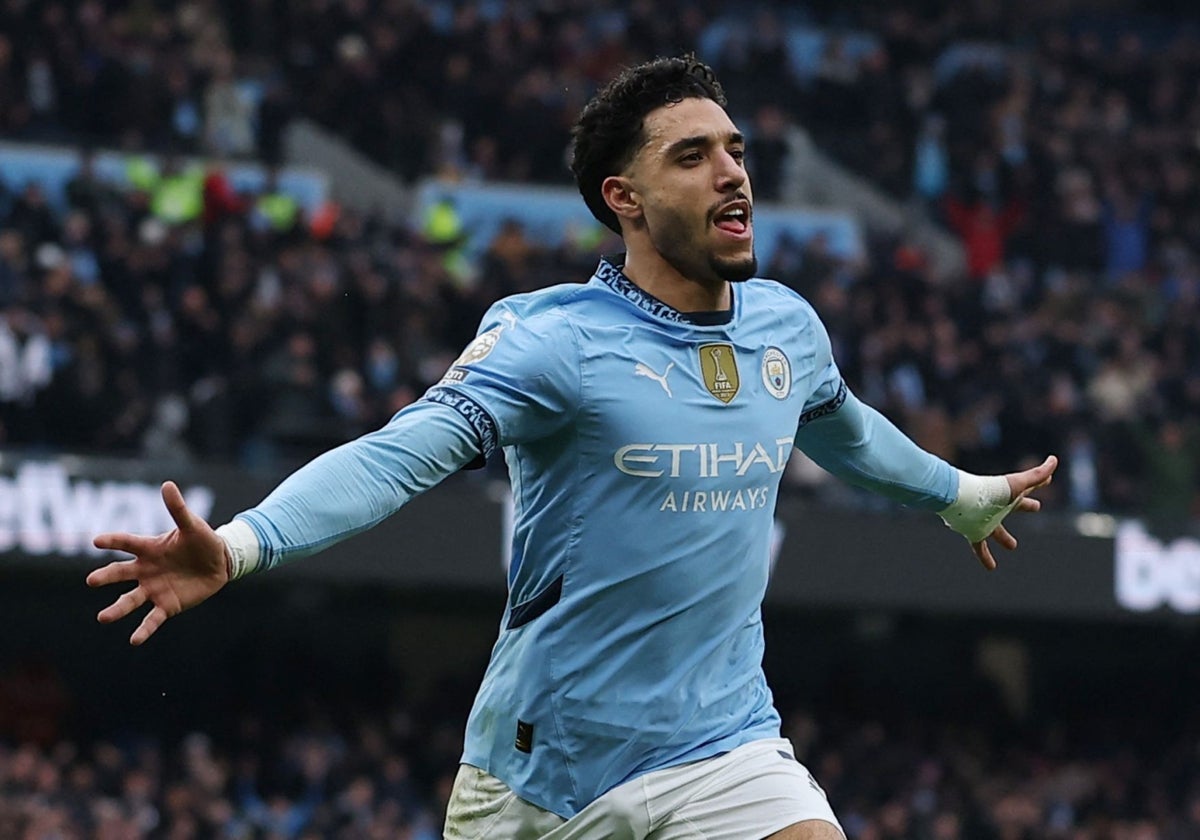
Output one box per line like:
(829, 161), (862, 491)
(621, 249), (730, 314)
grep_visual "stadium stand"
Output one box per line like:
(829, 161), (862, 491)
(3, 707), (1199, 839)
(1, 0), (1197, 518)
(3, 596), (1199, 839)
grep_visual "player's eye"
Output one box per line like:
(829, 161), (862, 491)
(679, 151), (703, 165)
(729, 148), (746, 164)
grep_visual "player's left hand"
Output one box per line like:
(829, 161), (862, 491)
(969, 455), (1058, 571)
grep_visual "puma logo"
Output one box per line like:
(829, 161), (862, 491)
(634, 361), (675, 398)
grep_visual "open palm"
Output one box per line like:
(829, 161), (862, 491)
(88, 481), (229, 645)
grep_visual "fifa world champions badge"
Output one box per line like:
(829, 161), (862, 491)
(698, 343), (740, 404)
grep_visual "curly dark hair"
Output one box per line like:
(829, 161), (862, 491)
(570, 55), (728, 234)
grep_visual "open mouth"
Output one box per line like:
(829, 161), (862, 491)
(713, 202), (751, 236)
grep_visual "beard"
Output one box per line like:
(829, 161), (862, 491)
(708, 251), (757, 283)
(648, 204), (757, 287)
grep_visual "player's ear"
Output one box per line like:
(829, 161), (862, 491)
(601, 175), (643, 226)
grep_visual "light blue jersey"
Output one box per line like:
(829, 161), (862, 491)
(423, 258), (956, 816)
(235, 257), (957, 820)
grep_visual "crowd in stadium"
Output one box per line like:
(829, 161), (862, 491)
(4, 4), (1200, 838)
(1, 0), (1199, 522)
(2, 698), (1198, 839)
(0, 158), (603, 467)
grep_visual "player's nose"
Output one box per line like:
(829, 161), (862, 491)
(714, 148), (747, 192)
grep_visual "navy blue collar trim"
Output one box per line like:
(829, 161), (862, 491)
(594, 257), (734, 326)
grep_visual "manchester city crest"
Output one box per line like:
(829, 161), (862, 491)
(761, 347), (791, 399)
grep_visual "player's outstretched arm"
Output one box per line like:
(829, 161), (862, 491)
(942, 455), (1058, 571)
(795, 387), (1058, 570)
(87, 399), (485, 645)
(88, 481), (229, 646)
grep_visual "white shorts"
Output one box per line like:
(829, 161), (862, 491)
(444, 737), (845, 839)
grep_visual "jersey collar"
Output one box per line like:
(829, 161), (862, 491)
(594, 256), (735, 326)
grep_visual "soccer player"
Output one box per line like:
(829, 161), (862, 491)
(88, 56), (1057, 839)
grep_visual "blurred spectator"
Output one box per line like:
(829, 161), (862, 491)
(912, 115), (949, 207)
(747, 105), (792, 203)
(1132, 418), (1200, 532)
(204, 50), (255, 158)
(7, 183), (59, 247)
(1102, 185), (1153, 282)
(943, 188), (1024, 281)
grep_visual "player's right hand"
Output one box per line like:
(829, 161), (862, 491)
(88, 480), (229, 646)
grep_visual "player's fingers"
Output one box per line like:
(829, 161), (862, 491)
(92, 532), (154, 557)
(130, 605), (169, 646)
(161, 481), (195, 532)
(1010, 455), (1058, 496)
(1016, 496), (1040, 513)
(972, 539), (997, 571)
(992, 524), (1018, 551)
(86, 560), (141, 588)
(97, 587), (147, 624)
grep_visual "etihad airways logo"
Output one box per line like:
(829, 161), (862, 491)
(614, 438), (795, 478)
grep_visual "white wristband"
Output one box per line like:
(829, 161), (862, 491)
(215, 520), (262, 580)
(939, 470), (1019, 543)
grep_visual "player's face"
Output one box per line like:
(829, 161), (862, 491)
(627, 97), (756, 285)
